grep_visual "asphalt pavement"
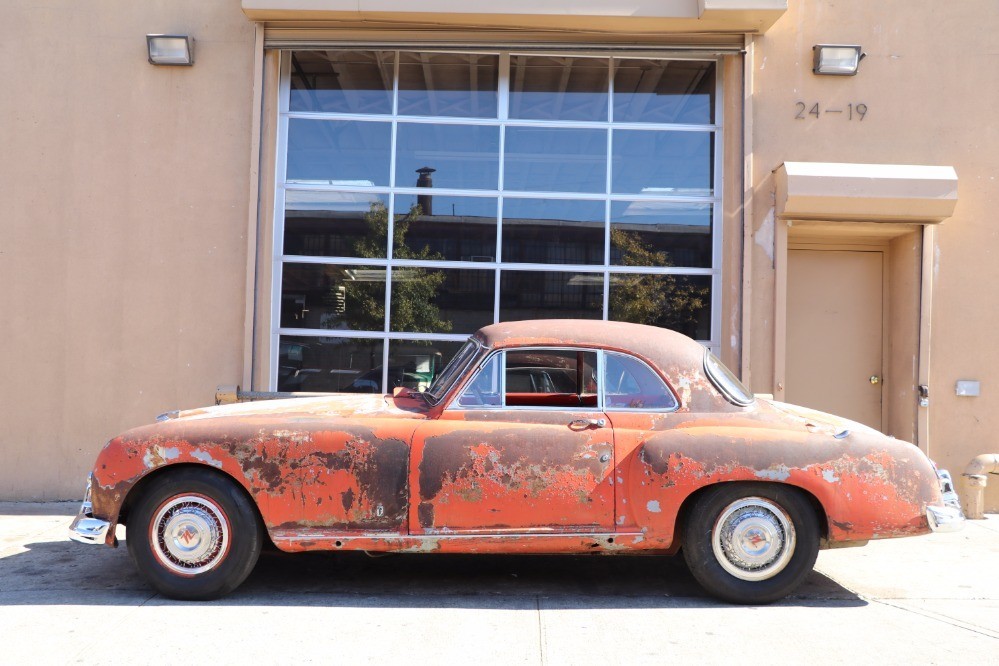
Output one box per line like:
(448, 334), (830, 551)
(2, 502), (997, 664)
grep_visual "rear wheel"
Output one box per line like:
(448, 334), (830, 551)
(682, 483), (820, 604)
(126, 468), (263, 600)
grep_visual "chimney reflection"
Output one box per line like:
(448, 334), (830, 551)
(416, 166), (435, 216)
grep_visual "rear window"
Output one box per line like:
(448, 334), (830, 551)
(704, 351), (754, 406)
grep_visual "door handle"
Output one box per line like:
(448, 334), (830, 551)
(569, 418), (606, 429)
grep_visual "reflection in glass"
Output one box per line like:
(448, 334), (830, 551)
(500, 270), (603, 321)
(278, 336), (383, 393)
(613, 59), (715, 124)
(289, 51), (394, 115)
(281, 263), (386, 332)
(509, 56), (609, 121)
(612, 130), (713, 195)
(458, 353), (501, 407)
(504, 127), (606, 193)
(286, 119), (391, 185)
(610, 201), (712, 268)
(393, 194), (497, 261)
(505, 349), (598, 400)
(609, 273), (710, 339)
(502, 198), (604, 265)
(284, 193), (390, 258)
(390, 268), (495, 334)
(398, 52), (499, 118)
(604, 352), (677, 410)
(386, 339), (466, 393)
(396, 123), (499, 191)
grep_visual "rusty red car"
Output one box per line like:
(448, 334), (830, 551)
(70, 320), (964, 603)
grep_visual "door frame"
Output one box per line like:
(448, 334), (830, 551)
(782, 241), (890, 431)
(774, 219), (931, 452)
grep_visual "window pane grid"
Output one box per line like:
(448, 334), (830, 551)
(274, 50), (722, 392)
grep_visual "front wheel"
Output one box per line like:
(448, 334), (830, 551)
(682, 483), (820, 604)
(126, 468), (263, 600)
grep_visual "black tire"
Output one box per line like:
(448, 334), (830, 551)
(126, 467), (263, 600)
(682, 483), (820, 604)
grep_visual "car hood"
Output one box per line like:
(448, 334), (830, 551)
(757, 398), (883, 439)
(167, 393), (430, 422)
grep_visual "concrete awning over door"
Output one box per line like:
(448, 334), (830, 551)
(775, 162), (959, 224)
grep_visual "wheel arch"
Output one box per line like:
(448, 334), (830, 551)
(672, 481), (830, 550)
(118, 462), (264, 531)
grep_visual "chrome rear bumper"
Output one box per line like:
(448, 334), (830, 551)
(927, 469), (966, 533)
(68, 476), (111, 545)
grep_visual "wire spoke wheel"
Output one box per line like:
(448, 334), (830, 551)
(150, 494), (231, 575)
(127, 469), (263, 600)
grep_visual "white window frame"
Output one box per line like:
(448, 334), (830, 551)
(270, 49), (724, 391)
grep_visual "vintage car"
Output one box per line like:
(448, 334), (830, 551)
(69, 320), (965, 603)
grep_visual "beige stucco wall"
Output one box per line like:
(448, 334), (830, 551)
(750, 0), (999, 509)
(0, 0), (256, 499)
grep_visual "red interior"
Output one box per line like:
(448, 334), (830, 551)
(505, 393), (599, 408)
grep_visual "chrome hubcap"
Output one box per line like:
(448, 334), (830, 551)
(151, 495), (230, 575)
(711, 497), (795, 581)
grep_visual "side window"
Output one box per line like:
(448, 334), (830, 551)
(505, 349), (598, 409)
(457, 354), (502, 407)
(604, 352), (678, 410)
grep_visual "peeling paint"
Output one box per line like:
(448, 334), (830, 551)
(646, 500), (662, 513)
(191, 449), (223, 469)
(755, 466), (791, 482)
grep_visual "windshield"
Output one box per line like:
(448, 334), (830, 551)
(704, 350), (755, 406)
(425, 339), (480, 404)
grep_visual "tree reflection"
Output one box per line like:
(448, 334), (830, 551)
(609, 228), (709, 334)
(331, 202), (452, 334)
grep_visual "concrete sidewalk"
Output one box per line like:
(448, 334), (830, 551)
(2, 502), (997, 664)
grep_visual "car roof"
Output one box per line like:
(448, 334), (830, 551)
(472, 320), (706, 374)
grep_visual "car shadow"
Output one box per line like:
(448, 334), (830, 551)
(0, 538), (866, 609)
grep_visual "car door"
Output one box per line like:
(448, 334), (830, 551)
(409, 348), (615, 534)
(600, 351), (681, 533)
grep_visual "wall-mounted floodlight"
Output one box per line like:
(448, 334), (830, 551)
(146, 35), (194, 66)
(812, 45), (864, 76)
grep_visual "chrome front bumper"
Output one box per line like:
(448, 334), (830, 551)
(927, 469), (966, 533)
(68, 476), (111, 545)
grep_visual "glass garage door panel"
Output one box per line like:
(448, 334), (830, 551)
(390, 268), (495, 334)
(398, 52), (499, 119)
(284, 192), (390, 258)
(610, 201), (713, 269)
(281, 263), (387, 332)
(278, 336), (384, 393)
(613, 59), (715, 125)
(277, 51), (721, 393)
(286, 119), (391, 186)
(611, 130), (713, 196)
(608, 273), (711, 339)
(289, 51), (395, 115)
(395, 123), (500, 191)
(503, 126), (606, 194)
(509, 55), (609, 122)
(499, 270), (604, 321)
(393, 194), (497, 262)
(502, 198), (605, 265)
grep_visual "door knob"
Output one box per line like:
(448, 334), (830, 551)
(869, 375), (881, 385)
